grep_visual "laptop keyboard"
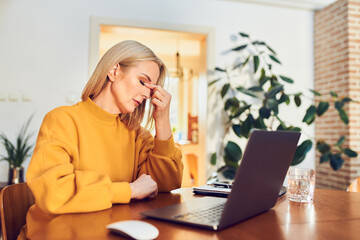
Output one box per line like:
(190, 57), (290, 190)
(173, 203), (225, 225)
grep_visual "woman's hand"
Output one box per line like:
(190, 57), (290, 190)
(129, 174), (158, 199)
(145, 83), (172, 140)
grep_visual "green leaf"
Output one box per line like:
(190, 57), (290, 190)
(248, 86), (263, 92)
(291, 140), (313, 166)
(265, 85), (284, 99)
(279, 75), (294, 84)
(335, 101), (344, 110)
(243, 56), (250, 65)
(320, 152), (330, 163)
(316, 101), (329, 116)
(270, 75), (279, 86)
(344, 148), (357, 158)
(329, 154), (344, 171)
(287, 126), (302, 132)
(224, 141), (242, 162)
(337, 136), (345, 146)
(232, 44), (248, 51)
(231, 104), (251, 118)
(0, 115), (34, 167)
(330, 91), (338, 98)
(233, 62), (243, 70)
(208, 78), (220, 87)
(218, 166), (237, 180)
(252, 41), (265, 45)
(224, 98), (239, 111)
(337, 108), (349, 124)
(309, 89), (321, 96)
(279, 93), (290, 105)
(242, 115), (254, 138)
(254, 55), (259, 73)
(270, 55), (281, 64)
(294, 95), (301, 107)
(215, 67), (226, 72)
(236, 87), (258, 98)
(210, 153), (217, 165)
(342, 97), (352, 103)
(277, 124), (285, 131)
(221, 84), (230, 98)
(316, 141), (331, 154)
(259, 70), (268, 86)
(259, 77), (269, 86)
(266, 44), (276, 54)
(232, 125), (242, 137)
(259, 106), (271, 119)
(224, 156), (239, 169)
(302, 105), (316, 124)
(254, 116), (266, 129)
(266, 99), (279, 114)
(239, 32), (249, 38)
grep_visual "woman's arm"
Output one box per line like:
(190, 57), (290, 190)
(144, 83), (172, 140)
(135, 129), (183, 192)
(135, 83), (183, 191)
(26, 109), (131, 214)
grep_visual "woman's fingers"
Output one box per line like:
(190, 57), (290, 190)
(151, 98), (164, 109)
(145, 83), (170, 99)
(129, 174), (158, 200)
(144, 83), (171, 110)
(148, 188), (158, 198)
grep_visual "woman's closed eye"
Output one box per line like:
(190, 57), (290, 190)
(139, 79), (145, 86)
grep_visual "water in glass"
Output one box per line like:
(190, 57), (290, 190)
(287, 168), (315, 203)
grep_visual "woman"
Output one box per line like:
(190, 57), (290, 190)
(25, 40), (183, 218)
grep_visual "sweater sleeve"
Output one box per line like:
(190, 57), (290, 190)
(135, 128), (183, 192)
(26, 109), (131, 215)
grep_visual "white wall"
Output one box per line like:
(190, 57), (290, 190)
(0, 0), (316, 182)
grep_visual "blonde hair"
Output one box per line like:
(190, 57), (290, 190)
(82, 40), (167, 130)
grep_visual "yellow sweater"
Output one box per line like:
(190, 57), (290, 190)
(26, 98), (183, 215)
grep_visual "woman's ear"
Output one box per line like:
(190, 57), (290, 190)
(107, 63), (120, 82)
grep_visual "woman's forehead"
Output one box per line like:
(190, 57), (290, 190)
(132, 61), (160, 84)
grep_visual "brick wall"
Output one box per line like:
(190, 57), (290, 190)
(314, 0), (360, 190)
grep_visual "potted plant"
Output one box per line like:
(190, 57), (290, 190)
(0, 116), (34, 184)
(208, 32), (357, 180)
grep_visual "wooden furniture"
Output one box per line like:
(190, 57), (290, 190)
(180, 143), (205, 185)
(347, 177), (360, 192)
(0, 183), (35, 240)
(187, 113), (198, 143)
(0, 182), (7, 239)
(20, 188), (360, 240)
(184, 153), (199, 186)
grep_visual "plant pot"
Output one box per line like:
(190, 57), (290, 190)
(8, 166), (24, 185)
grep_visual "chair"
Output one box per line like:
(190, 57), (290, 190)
(347, 177), (360, 192)
(0, 183), (35, 240)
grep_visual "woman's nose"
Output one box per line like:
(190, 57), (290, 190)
(142, 87), (151, 99)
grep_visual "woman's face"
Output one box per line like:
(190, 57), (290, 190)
(110, 60), (160, 113)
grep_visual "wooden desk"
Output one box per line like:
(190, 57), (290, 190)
(25, 188), (360, 240)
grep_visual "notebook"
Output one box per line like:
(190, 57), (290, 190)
(193, 184), (287, 198)
(141, 130), (300, 230)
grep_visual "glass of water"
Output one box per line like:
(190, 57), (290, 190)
(287, 168), (315, 203)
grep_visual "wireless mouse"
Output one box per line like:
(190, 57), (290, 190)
(107, 220), (159, 240)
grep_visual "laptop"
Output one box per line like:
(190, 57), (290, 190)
(141, 130), (301, 230)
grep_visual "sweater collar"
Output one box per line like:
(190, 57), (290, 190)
(81, 97), (119, 124)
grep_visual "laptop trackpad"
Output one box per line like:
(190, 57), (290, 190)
(142, 197), (227, 219)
